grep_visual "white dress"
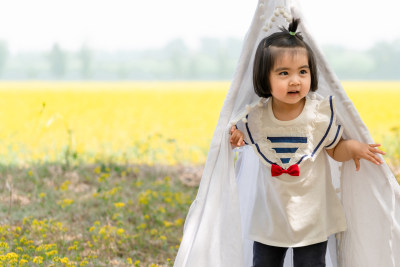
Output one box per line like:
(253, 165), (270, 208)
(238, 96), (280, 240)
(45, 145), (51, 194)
(236, 94), (347, 248)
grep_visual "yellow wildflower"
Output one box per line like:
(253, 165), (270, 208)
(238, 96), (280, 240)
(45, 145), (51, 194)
(68, 244), (78, 251)
(117, 228), (125, 236)
(163, 221), (173, 227)
(0, 241), (9, 249)
(45, 250), (58, 257)
(6, 252), (18, 260)
(174, 218), (184, 226)
(60, 257), (70, 264)
(150, 229), (158, 235)
(98, 173), (110, 182)
(58, 198), (74, 208)
(19, 258), (28, 266)
(93, 166), (101, 174)
(60, 180), (71, 191)
(33, 256), (43, 264)
(114, 202), (125, 208)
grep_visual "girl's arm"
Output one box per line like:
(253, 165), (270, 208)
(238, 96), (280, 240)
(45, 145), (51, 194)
(325, 138), (385, 171)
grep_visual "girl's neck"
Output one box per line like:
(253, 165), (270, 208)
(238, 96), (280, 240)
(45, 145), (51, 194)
(271, 97), (306, 121)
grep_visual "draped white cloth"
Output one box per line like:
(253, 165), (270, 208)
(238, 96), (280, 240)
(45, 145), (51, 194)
(174, 0), (400, 266)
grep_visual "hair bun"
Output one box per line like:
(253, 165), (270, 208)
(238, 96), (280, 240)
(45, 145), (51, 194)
(288, 18), (300, 34)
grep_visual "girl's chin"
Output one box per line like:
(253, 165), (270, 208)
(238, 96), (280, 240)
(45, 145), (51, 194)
(281, 95), (306, 105)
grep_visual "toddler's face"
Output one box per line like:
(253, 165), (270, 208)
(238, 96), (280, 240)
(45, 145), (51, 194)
(268, 47), (311, 106)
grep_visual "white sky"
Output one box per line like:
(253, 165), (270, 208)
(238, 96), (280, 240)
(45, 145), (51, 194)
(0, 0), (399, 53)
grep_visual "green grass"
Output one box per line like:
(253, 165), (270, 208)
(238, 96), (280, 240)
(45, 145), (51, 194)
(0, 162), (198, 266)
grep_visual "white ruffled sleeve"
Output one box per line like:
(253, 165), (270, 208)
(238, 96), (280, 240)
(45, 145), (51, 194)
(323, 96), (344, 149)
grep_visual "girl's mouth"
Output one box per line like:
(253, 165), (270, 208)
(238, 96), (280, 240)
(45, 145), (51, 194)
(288, 91), (299, 94)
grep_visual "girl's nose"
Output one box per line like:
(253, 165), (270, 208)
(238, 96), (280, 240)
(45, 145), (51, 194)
(289, 79), (300, 86)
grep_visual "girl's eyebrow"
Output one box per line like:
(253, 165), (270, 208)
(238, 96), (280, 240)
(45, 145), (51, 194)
(274, 65), (310, 72)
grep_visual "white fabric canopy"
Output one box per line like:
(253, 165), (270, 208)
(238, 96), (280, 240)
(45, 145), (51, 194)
(174, 0), (400, 266)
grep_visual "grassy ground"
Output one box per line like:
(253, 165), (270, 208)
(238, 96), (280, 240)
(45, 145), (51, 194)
(0, 162), (199, 266)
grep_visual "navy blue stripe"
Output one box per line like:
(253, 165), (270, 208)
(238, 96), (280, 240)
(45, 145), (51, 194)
(325, 125), (341, 148)
(255, 144), (275, 165)
(280, 158), (290, 164)
(296, 155), (308, 165)
(267, 137), (307, 143)
(311, 96), (334, 157)
(245, 115), (255, 144)
(272, 147), (298, 153)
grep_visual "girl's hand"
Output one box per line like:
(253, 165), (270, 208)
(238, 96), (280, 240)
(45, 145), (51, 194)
(230, 126), (245, 148)
(326, 139), (385, 171)
(351, 142), (385, 171)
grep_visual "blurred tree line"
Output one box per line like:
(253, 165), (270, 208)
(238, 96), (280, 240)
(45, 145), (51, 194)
(0, 38), (398, 80)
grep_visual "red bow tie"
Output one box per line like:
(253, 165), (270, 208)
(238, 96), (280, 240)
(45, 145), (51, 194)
(271, 164), (300, 177)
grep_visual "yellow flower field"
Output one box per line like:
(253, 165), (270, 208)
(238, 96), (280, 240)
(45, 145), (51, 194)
(0, 81), (399, 165)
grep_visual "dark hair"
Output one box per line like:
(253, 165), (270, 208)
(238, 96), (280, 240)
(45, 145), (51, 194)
(253, 18), (318, 98)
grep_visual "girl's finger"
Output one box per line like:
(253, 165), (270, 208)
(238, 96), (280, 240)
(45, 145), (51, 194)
(354, 158), (360, 171)
(366, 153), (382, 165)
(369, 144), (381, 147)
(238, 136), (244, 146)
(372, 154), (383, 164)
(369, 146), (385, 155)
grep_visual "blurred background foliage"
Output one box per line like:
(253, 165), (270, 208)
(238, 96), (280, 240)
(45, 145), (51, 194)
(0, 38), (399, 81)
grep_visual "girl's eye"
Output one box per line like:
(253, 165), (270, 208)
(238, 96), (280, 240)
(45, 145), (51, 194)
(300, 69), (308, 74)
(279, 71), (288, 76)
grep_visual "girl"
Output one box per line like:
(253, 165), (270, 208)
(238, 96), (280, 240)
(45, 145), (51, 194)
(229, 18), (384, 266)
(174, 2), (400, 266)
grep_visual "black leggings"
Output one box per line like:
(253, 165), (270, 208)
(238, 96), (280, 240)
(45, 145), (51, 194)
(253, 240), (328, 267)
